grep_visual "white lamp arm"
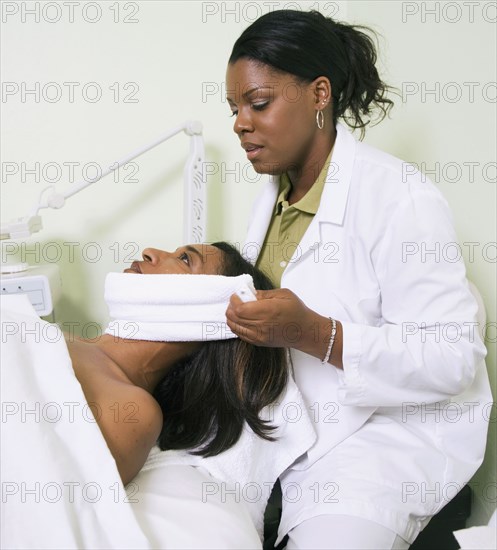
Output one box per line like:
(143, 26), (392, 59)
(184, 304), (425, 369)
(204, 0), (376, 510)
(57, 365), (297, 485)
(1, 121), (205, 243)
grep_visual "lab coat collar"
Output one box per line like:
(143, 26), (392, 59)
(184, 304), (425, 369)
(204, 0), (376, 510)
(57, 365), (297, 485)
(244, 123), (357, 263)
(317, 121), (356, 226)
(294, 122), (356, 264)
(269, 122), (355, 224)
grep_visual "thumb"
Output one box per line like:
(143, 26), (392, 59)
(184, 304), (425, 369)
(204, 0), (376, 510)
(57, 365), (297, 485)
(255, 288), (290, 300)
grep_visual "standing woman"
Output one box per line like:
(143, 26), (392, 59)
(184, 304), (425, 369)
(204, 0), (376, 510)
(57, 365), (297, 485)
(225, 9), (492, 550)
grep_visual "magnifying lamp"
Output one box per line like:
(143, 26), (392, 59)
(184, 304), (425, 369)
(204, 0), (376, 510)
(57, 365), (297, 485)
(0, 120), (206, 316)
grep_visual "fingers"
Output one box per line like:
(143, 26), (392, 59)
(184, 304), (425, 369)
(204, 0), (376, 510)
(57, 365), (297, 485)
(226, 289), (299, 334)
(227, 294), (273, 324)
(225, 309), (260, 344)
(226, 294), (256, 324)
(225, 287), (306, 346)
(229, 288), (293, 303)
(226, 293), (266, 344)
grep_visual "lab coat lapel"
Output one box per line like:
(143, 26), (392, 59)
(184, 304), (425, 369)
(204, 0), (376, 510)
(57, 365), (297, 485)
(243, 123), (357, 267)
(317, 122), (357, 227)
(244, 175), (279, 263)
(285, 123), (357, 271)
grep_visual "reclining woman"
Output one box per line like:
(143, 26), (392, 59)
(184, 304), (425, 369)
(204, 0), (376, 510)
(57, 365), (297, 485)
(66, 241), (289, 486)
(2, 240), (310, 549)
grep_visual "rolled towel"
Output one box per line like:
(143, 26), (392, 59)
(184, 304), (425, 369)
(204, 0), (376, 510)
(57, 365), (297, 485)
(104, 272), (256, 342)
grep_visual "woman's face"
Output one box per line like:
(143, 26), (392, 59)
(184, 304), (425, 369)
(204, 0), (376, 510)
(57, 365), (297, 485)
(225, 59), (320, 175)
(124, 245), (223, 275)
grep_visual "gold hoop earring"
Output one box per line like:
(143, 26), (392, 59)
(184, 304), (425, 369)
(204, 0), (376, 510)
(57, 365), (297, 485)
(316, 110), (324, 130)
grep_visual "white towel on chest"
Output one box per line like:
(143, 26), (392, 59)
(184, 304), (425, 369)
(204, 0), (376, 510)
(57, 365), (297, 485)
(104, 272), (255, 341)
(138, 375), (317, 540)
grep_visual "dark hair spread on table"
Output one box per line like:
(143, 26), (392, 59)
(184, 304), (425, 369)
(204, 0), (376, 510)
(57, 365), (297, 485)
(229, 9), (395, 137)
(153, 242), (288, 457)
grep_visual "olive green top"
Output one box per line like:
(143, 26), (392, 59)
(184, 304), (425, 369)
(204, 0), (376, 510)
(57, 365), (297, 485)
(256, 148), (334, 287)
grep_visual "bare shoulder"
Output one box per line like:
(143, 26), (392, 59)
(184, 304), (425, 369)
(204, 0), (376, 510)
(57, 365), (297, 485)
(111, 382), (162, 437)
(95, 381), (163, 485)
(66, 340), (163, 484)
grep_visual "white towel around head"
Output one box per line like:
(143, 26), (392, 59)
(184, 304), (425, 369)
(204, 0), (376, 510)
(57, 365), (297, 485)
(104, 272), (256, 342)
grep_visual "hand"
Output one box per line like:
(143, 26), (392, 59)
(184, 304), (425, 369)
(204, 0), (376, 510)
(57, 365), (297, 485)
(226, 288), (318, 349)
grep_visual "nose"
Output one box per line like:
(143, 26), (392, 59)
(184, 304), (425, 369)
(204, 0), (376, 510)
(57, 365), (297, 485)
(233, 106), (254, 136)
(142, 248), (167, 264)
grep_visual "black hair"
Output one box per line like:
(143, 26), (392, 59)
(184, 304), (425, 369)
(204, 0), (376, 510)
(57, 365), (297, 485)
(228, 9), (395, 137)
(153, 242), (288, 457)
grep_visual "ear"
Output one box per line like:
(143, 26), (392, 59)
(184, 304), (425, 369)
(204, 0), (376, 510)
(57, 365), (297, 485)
(311, 76), (332, 110)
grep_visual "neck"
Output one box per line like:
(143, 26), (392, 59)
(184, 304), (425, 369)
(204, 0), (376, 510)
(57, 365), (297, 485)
(71, 334), (199, 393)
(287, 126), (336, 204)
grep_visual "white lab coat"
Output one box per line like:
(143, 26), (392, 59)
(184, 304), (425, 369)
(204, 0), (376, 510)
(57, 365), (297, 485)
(244, 123), (492, 543)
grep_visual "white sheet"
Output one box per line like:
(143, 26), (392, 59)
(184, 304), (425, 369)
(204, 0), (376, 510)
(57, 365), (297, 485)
(144, 372), (317, 538)
(131, 463), (262, 549)
(0, 295), (263, 549)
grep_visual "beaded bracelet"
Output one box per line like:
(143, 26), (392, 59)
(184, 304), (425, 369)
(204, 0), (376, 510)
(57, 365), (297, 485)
(321, 318), (337, 364)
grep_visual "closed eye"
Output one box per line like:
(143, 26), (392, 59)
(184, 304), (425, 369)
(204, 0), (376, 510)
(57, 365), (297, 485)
(252, 102), (268, 111)
(229, 102), (268, 117)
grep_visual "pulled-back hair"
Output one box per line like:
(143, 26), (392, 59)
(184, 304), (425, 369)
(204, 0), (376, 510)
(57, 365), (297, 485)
(153, 242), (288, 457)
(229, 9), (395, 137)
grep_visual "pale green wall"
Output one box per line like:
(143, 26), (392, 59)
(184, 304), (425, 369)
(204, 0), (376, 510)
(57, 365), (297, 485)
(1, 0), (495, 526)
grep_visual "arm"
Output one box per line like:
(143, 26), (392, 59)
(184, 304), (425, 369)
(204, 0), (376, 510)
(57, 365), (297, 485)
(335, 189), (486, 406)
(84, 382), (162, 486)
(68, 348), (162, 485)
(227, 189), (486, 406)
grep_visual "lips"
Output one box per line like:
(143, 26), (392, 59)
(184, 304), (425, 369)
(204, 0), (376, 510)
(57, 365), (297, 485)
(241, 141), (264, 160)
(123, 261), (142, 274)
